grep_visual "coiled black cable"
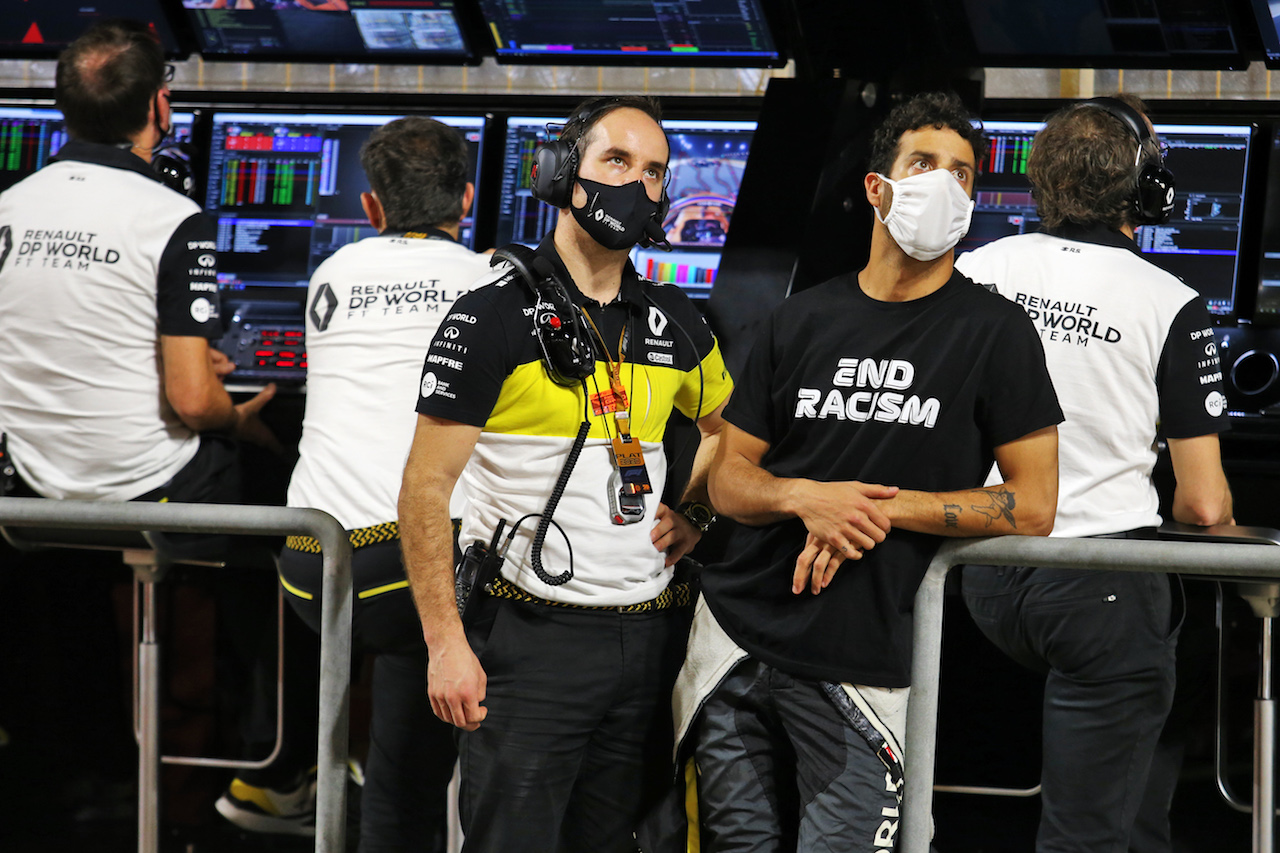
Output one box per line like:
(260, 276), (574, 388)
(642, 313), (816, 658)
(529, 401), (592, 586)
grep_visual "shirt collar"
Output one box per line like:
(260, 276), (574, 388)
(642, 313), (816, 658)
(1042, 221), (1144, 258)
(381, 227), (458, 243)
(534, 234), (645, 309)
(50, 140), (162, 184)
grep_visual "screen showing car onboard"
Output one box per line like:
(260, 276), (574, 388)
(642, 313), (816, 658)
(495, 115), (756, 299)
(961, 119), (1253, 319)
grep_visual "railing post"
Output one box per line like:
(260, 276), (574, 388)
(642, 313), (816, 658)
(901, 546), (957, 853)
(0, 498), (353, 853)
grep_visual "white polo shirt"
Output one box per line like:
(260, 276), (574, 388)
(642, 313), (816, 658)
(286, 230), (492, 530)
(956, 225), (1228, 537)
(0, 141), (223, 500)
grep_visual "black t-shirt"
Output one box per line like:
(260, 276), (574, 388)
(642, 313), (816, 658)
(701, 270), (1063, 687)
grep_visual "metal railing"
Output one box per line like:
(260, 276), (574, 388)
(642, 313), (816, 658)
(901, 534), (1280, 853)
(0, 497), (354, 853)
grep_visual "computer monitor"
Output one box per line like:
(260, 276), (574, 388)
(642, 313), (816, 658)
(0, 0), (184, 58)
(495, 115), (756, 299)
(477, 0), (781, 65)
(961, 119), (1254, 319)
(180, 0), (473, 63)
(0, 106), (195, 193)
(207, 110), (485, 385)
(934, 0), (1245, 69)
(1246, 0), (1280, 68)
(1250, 126), (1280, 325)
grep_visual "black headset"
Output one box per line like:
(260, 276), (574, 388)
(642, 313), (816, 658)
(1081, 97), (1177, 226)
(152, 140), (198, 199)
(491, 244), (596, 387)
(529, 99), (671, 248)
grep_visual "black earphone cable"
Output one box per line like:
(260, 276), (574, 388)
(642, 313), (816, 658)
(526, 379), (593, 586)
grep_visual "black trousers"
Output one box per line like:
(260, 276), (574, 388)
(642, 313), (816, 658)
(458, 595), (686, 853)
(279, 540), (456, 853)
(962, 564), (1180, 853)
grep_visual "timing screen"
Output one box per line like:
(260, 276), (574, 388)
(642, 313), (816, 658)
(206, 111), (483, 293)
(961, 120), (1252, 317)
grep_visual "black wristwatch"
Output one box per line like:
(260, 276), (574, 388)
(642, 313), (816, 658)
(677, 501), (716, 533)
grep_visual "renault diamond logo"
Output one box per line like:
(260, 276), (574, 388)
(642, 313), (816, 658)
(648, 306), (668, 337)
(310, 282), (338, 332)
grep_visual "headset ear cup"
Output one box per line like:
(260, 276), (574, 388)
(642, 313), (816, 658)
(532, 140), (575, 209)
(1135, 162), (1176, 225)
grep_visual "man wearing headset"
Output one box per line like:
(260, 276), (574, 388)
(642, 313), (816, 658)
(680, 91), (1062, 850)
(956, 95), (1234, 851)
(398, 96), (732, 852)
(0, 19), (276, 504)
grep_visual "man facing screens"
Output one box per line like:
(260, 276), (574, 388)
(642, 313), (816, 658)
(956, 95), (1234, 851)
(0, 19), (276, 501)
(681, 91), (1061, 851)
(399, 96), (732, 851)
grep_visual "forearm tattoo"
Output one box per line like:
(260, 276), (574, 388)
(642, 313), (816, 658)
(943, 504), (961, 529)
(970, 487), (1017, 528)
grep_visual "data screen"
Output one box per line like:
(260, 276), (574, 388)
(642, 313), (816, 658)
(962, 119), (1253, 318)
(181, 0), (471, 61)
(959, 0), (1239, 64)
(206, 111), (484, 293)
(478, 0), (778, 63)
(495, 116), (755, 299)
(0, 107), (194, 193)
(0, 1), (182, 57)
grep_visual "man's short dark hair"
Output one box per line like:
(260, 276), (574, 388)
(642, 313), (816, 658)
(561, 95), (665, 158)
(1027, 93), (1151, 231)
(56, 20), (165, 144)
(360, 117), (470, 232)
(867, 91), (985, 178)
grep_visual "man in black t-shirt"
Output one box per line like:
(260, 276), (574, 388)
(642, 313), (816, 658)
(677, 92), (1063, 850)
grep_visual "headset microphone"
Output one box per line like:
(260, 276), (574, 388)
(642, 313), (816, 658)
(529, 99), (672, 250)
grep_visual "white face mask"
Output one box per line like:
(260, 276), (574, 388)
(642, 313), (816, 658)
(874, 168), (975, 261)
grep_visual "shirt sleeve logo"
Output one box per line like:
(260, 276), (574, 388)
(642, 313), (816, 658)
(420, 371), (439, 398)
(1205, 390), (1226, 418)
(190, 297), (212, 324)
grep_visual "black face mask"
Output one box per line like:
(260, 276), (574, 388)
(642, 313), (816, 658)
(570, 177), (660, 251)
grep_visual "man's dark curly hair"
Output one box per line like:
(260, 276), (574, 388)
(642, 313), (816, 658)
(1027, 93), (1153, 231)
(867, 92), (985, 178)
